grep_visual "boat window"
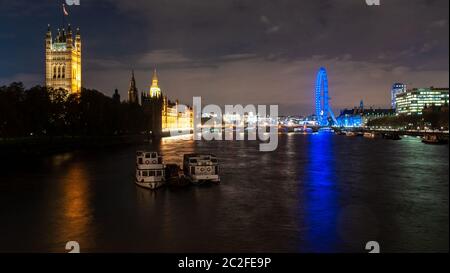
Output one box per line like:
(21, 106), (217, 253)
(138, 158), (143, 164)
(190, 159), (197, 164)
(156, 170), (162, 176)
(145, 153), (150, 158)
(152, 152), (157, 158)
(143, 171), (148, 177)
(211, 159), (218, 163)
(191, 166), (195, 175)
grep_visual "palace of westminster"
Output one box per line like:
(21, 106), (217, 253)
(45, 24), (193, 136)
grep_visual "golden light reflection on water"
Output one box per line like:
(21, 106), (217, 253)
(135, 186), (158, 204)
(161, 134), (194, 143)
(52, 162), (95, 252)
(159, 134), (196, 165)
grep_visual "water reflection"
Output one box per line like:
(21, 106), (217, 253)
(0, 133), (447, 252)
(158, 135), (196, 166)
(302, 133), (339, 252)
(51, 161), (95, 252)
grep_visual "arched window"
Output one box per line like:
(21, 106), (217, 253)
(57, 66), (61, 78)
(53, 66), (57, 79)
(62, 66), (65, 79)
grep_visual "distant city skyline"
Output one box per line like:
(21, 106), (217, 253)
(0, 0), (448, 115)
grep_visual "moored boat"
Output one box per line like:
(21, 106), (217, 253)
(135, 151), (166, 190)
(165, 163), (190, 187)
(183, 154), (220, 185)
(422, 134), (448, 145)
(363, 132), (376, 138)
(383, 133), (401, 140)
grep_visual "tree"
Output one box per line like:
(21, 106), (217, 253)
(22, 86), (51, 136)
(0, 82), (26, 137)
(0, 82), (153, 138)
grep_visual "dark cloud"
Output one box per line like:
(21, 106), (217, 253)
(0, 0), (448, 115)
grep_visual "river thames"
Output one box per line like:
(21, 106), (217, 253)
(0, 133), (448, 253)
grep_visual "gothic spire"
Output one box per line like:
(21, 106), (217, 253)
(128, 70), (139, 104)
(152, 67), (158, 84)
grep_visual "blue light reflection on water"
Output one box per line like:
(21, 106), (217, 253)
(301, 132), (340, 252)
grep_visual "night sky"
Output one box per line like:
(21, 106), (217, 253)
(0, 0), (448, 115)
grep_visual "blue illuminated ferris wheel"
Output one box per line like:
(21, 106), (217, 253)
(315, 67), (337, 126)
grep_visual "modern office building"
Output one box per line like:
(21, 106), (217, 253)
(395, 87), (449, 115)
(391, 83), (407, 109)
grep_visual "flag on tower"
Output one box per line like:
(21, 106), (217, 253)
(63, 4), (69, 16)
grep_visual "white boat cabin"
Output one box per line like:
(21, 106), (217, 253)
(136, 151), (164, 170)
(183, 154), (220, 184)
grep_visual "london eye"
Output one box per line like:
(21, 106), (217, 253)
(315, 67), (337, 126)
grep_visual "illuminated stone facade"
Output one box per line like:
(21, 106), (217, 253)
(141, 69), (193, 136)
(162, 96), (194, 132)
(45, 24), (81, 94)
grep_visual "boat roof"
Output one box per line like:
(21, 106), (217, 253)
(136, 151), (161, 155)
(184, 153), (217, 158)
